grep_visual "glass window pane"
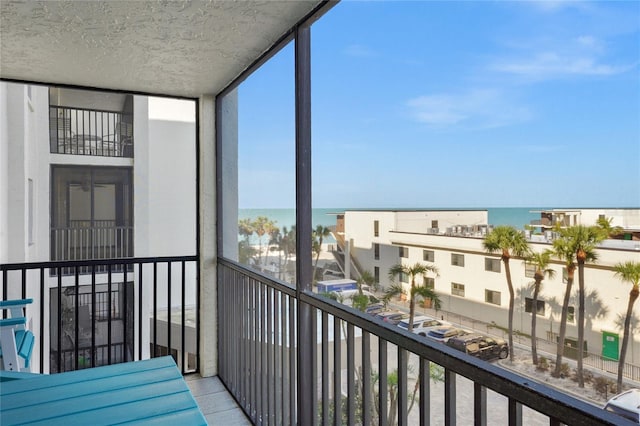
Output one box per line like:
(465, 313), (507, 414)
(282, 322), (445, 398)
(220, 41), (297, 286)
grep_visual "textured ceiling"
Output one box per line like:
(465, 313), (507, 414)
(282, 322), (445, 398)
(0, 0), (325, 98)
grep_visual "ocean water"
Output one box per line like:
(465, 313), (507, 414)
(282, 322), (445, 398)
(239, 207), (544, 237)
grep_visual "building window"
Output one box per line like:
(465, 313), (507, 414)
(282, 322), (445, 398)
(399, 272), (409, 283)
(431, 220), (438, 229)
(525, 263), (536, 278)
(525, 298), (545, 315)
(423, 250), (435, 262)
(451, 282), (465, 297)
(567, 306), (575, 323)
(399, 246), (409, 258)
(485, 290), (501, 305)
(374, 243), (380, 260)
(485, 258), (501, 273)
(374, 220), (379, 237)
(451, 253), (465, 267)
(424, 277), (435, 289)
(374, 266), (379, 284)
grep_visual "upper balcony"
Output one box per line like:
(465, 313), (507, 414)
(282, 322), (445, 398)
(49, 88), (133, 158)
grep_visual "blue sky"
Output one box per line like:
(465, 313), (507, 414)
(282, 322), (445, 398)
(238, 1), (639, 209)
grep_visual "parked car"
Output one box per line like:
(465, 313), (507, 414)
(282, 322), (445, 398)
(603, 388), (640, 423)
(397, 315), (450, 336)
(445, 333), (509, 361)
(425, 326), (469, 343)
(364, 303), (386, 315)
(376, 311), (410, 325)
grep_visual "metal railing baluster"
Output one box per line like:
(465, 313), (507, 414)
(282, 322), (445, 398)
(445, 368), (456, 426)
(509, 398), (523, 426)
(322, 311), (329, 426)
(420, 357), (430, 426)
(347, 323), (355, 425)
(334, 315), (342, 426)
(379, 338), (388, 426)
(474, 382), (486, 426)
(362, 331), (372, 426)
(398, 348), (408, 426)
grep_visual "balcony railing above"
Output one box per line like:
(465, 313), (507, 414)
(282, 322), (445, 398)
(49, 105), (133, 158)
(51, 225), (133, 275)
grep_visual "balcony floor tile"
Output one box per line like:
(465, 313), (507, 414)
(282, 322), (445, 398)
(185, 375), (252, 425)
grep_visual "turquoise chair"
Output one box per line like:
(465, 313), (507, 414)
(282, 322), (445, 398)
(0, 299), (35, 372)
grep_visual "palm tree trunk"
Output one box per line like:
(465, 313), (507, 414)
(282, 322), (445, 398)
(554, 273), (574, 377)
(388, 388), (398, 426)
(313, 251), (321, 283)
(618, 287), (639, 391)
(577, 261), (585, 387)
(408, 279), (416, 332)
(531, 278), (541, 365)
(504, 257), (515, 362)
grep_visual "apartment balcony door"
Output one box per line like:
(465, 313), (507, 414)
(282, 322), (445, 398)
(51, 166), (133, 266)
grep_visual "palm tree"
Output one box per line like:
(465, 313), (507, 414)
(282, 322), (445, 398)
(312, 225), (331, 283)
(252, 216), (273, 265)
(483, 226), (530, 362)
(525, 250), (555, 365)
(559, 225), (603, 387)
(552, 236), (577, 377)
(614, 261), (640, 391)
(357, 270), (376, 293)
(596, 216), (623, 238)
(385, 262), (440, 332)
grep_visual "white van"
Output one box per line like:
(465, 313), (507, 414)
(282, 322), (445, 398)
(603, 388), (640, 423)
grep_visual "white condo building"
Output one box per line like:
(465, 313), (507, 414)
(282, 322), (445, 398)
(338, 209), (640, 364)
(0, 83), (197, 373)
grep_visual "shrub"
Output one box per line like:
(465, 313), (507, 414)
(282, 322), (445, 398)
(558, 363), (571, 378)
(583, 369), (594, 384)
(593, 377), (615, 399)
(536, 357), (549, 372)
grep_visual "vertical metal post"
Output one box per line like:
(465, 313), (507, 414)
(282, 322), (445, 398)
(40, 268), (45, 373)
(473, 383), (486, 426)
(295, 22), (314, 426)
(445, 369), (456, 426)
(167, 262), (172, 361)
(420, 358), (431, 426)
(398, 348), (408, 426)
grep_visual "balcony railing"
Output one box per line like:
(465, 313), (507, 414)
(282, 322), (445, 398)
(49, 105), (133, 158)
(218, 258), (627, 425)
(1, 256), (198, 375)
(51, 225), (133, 274)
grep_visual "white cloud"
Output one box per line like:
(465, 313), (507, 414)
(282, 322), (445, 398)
(343, 44), (378, 58)
(493, 51), (631, 77)
(407, 89), (532, 129)
(490, 34), (635, 79)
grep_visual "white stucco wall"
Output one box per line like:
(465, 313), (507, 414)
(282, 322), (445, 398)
(346, 209), (640, 363)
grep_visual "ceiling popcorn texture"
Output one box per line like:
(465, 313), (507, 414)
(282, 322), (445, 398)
(1, 0), (323, 98)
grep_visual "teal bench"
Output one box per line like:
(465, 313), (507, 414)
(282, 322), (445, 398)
(0, 356), (208, 425)
(0, 298), (35, 372)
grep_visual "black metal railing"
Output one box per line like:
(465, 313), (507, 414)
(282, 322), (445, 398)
(49, 105), (133, 157)
(218, 258), (629, 425)
(50, 225), (134, 274)
(1, 256), (198, 375)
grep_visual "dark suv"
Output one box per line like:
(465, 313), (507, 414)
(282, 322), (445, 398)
(445, 333), (509, 361)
